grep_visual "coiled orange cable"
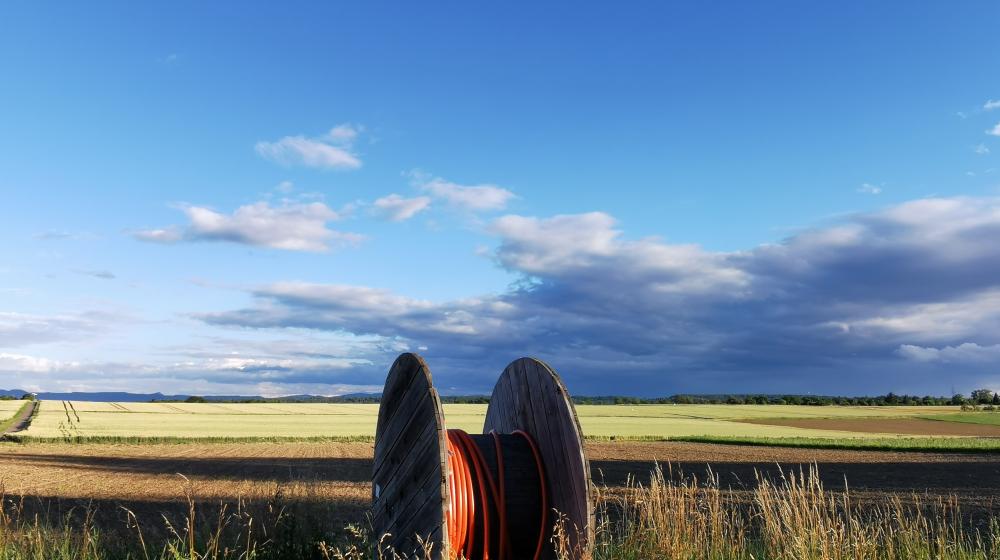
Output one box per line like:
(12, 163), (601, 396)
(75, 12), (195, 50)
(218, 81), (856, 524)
(446, 429), (548, 560)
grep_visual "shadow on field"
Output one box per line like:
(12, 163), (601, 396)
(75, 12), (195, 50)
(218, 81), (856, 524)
(4, 493), (370, 547)
(0, 453), (372, 482)
(591, 459), (1000, 496)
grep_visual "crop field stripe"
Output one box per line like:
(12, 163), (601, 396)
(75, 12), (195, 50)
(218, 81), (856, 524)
(160, 404), (188, 413)
(3, 434), (377, 444)
(14, 402), (996, 450)
(919, 413), (1000, 426)
(671, 435), (1000, 452)
(0, 402), (34, 434)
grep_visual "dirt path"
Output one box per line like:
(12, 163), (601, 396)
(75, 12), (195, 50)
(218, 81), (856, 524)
(2, 400), (37, 434)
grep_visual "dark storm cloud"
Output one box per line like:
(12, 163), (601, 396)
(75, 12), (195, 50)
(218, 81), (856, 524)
(199, 197), (1000, 396)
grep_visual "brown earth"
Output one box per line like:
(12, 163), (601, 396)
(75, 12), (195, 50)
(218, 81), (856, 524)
(0, 440), (997, 536)
(741, 417), (1000, 436)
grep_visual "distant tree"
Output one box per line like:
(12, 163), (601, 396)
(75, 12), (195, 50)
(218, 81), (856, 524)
(971, 389), (995, 404)
(20, 393), (35, 401)
(185, 395), (207, 403)
(993, 393), (1000, 406)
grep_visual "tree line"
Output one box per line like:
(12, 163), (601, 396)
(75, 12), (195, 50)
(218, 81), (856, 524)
(573, 389), (999, 406)
(126, 388), (1000, 407)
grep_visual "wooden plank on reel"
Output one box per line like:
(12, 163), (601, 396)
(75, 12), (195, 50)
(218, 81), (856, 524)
(372, 353), (450, 559)
(483, 357), (594, 558)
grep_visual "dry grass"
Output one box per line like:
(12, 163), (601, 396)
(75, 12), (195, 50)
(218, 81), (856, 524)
(587, 464), (999, 560)
(1, 440), (997, 558)
(228, 465), (1000, 559)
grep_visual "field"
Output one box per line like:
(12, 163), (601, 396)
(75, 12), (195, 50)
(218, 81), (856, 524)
(3, 401), (1000, 558)
(14, 401), (1000, 451)
(0, 400), (29, 432)
(922, 412), (1000, 426)
(0, 400), (26, 421)
(1, 439), (998, 559)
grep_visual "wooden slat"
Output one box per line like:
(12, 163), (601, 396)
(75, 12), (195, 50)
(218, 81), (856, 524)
(372, 353), (449, 559)
(483, 358), (594, 559)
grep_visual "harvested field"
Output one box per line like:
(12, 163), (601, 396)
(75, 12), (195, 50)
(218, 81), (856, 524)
(588, 440), (1000, 509)
(743, 417), (1000, 436)
(1, 440), (998, 524)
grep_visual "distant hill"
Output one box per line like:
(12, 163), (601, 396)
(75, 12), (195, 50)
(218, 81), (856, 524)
(0, 389), (382, 403)
(3, 390), (188, 402)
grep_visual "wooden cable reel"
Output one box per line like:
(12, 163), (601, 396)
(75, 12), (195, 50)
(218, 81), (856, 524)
(372, 353), (594, 560)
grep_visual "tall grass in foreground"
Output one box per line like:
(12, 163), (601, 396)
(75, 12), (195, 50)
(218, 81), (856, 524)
(0, 479), (341, 560)
(584, 465), (999, 560)
(3, 467), (998, 560)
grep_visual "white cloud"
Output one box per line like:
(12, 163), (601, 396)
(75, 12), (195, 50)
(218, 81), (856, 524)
(491, 212), (748, 293)
(975, 144), (990, 155)
(898, 342), (1000, 363)
(255, 124), (362, 169)
(201, 196), (1000, 394)
(0, 352), (69, 373)
(857, 183), (882, 195)
(0, 343), (385, 397)
(326, 124), (360, 142)
(0, 311), (120, 348)
(132, 227), (184, 243)
(372, 194), (432, 221)
(411, 173), (516, 211)
(984, 100), (1000, 111)
(987, 122), (1000, 137)
(134, 201), (364, 252)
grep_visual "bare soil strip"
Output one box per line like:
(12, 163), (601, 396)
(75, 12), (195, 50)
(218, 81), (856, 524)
(741, 417), (1000, 436)
(1, 440), (996, 505)
(1, 401), (37, 434)
(0, 439), (996, 541)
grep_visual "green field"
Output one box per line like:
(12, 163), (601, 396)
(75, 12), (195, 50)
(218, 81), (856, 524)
(13, 400), (997, 450)
(672, 435), (1000, 452)
(921, 412), (1000, 426)
(0, 400), (28, 431)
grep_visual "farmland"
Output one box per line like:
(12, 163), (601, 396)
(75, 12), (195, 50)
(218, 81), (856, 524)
(1, 439), (998, 559)
(0, 400), (25, 423)
(0, 400), (29, 433)
(2, 402), (1000, 558)
(12, 401), (1000, 450)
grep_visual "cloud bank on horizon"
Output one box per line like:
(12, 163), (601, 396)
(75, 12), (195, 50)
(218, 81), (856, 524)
(193, 196), (1000, 396)
(5, 188), (1000, 396)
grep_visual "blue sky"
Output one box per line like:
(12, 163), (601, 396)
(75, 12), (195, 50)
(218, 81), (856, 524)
(2, 2), (999, 397)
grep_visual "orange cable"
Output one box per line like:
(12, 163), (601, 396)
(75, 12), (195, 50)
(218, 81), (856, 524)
(446, 429), (548, 560)
(514, 429), (548, 560)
